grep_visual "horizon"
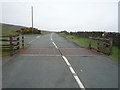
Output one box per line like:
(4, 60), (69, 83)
(2, 22), (119, 33)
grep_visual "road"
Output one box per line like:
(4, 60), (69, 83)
(3, 33), (118, 89)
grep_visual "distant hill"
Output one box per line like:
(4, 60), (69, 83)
(0, 23), (25, 35)
(0, 23), (50, 36)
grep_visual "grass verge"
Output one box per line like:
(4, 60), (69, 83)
(59, 32), (119, 61)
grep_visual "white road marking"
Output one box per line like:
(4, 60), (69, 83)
(62, 56), (70, 66)
(69, 66), (76, 74)
(62, 55), (85, 89)
(51, 33), (85, 89)
(52, 41), (58, 49)
(51, 34), (58, 49)
(74, 75), (85, 90)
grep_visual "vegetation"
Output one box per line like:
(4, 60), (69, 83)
(16, 27), (41, 34)
(59, 32), (120, 61)
(111, 46), (119, 61)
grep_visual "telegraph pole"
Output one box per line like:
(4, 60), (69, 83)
(31, 6), (33, 33)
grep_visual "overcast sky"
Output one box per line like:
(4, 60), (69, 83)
(1, 0), (119, 32)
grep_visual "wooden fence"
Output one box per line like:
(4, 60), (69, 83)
(0, 34), (24, 56)
(69, 31), (120, 47)
(89, 37), (112, 55)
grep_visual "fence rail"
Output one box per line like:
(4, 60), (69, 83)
(89, 37), (112, 55)
(0, 34), (24, 56)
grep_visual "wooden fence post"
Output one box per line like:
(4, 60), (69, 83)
(22, 35), (24, 49)
(9, 36), (13, 56)
(109, 38), (113, 55)
(17, 35), (20, 52)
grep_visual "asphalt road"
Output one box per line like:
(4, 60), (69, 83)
(3, 33), (118, 88)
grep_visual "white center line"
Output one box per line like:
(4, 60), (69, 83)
(52, 41), (58, 49)
(74, 75), (85, 90)
(62, 56), (71, 66)
(62, 55), (85, 90)
(51, 33), (85, 90)
(69, 66), (76, 74)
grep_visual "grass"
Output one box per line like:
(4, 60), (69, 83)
(59, 32), (120, 61)
(111, 46), (120, 61)
(1, 23), (23, 36)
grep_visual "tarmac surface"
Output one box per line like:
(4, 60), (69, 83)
(2, 33), (118, 88)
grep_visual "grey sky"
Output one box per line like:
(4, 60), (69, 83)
(1, 0), (119, 32)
